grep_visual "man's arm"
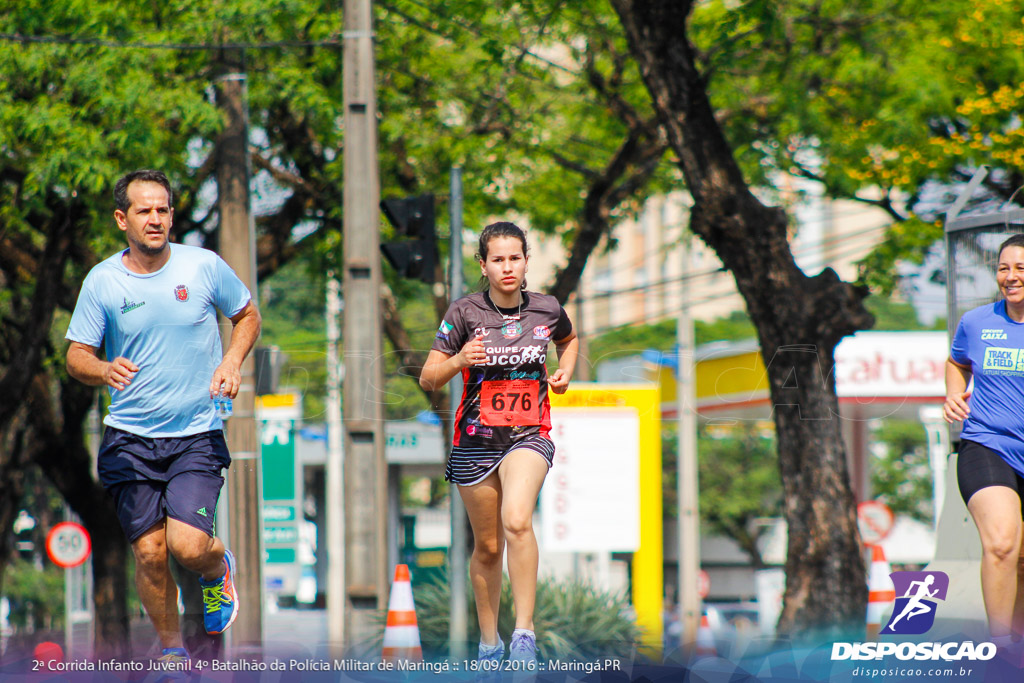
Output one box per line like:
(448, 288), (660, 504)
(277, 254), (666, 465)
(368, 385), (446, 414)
(209, 300), (262, 398)
(66, 342), (138, 391)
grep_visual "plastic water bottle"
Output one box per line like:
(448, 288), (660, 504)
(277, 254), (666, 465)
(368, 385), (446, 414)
(214, 396), (233, 420)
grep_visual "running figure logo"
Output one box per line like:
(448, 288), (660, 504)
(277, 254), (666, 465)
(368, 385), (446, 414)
(880, 571), (949, 635)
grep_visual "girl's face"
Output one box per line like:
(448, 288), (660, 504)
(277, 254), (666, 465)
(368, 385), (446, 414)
(480, 235), (528, 296)
(997, 245), (1024, 307)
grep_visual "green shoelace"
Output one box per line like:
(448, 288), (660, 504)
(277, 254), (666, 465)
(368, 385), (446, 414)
(202, 583), (231, 614)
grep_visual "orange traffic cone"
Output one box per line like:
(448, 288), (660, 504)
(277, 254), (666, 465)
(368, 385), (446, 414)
(695, 613), (717, 657)
(382, 564), (423, 663)
(866, 545), (895, 640)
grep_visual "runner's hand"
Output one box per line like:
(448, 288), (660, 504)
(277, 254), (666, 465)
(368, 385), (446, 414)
(104, 357), (138, 391)
(458, 335), (487, 367)
(210, 361), (242, 398)
(942, 390), (971, 423)
(547, 368), (570, 394)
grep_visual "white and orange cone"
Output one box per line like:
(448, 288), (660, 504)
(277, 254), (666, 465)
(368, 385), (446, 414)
(695, 613), (717, 657)
(866, 545), (895, 640)
(382, 564), (423, 664)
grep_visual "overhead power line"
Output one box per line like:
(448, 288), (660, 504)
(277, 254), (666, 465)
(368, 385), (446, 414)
(0, 32), (341, 50)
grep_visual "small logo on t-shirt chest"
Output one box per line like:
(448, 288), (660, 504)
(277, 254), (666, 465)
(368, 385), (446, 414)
(120, 297), (146, 315)
(981, 328), (1008, 340)
(501, 320), (522, 339)
(174, 284), (189, 302)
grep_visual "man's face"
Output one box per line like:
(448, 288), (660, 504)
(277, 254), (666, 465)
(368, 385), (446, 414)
(115, 181), (173, 256)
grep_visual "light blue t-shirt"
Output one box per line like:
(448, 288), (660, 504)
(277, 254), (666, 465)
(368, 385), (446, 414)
(66, 243), (251, 437)
(951, 300), (1024, 475)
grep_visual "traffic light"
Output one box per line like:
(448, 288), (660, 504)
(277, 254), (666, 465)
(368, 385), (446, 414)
(380, 194), (437, 284)
(254, 345), (287, 396)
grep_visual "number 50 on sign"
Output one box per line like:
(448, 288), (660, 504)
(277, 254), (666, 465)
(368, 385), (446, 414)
(46, 522), (91, 569)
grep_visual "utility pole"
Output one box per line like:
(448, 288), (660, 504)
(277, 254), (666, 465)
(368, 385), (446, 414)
(342, 0), (387, 654)
(326, 275), (345, 654)
(448, 168), (468, 659)
(676, 237), (700, 655)
(215, 56), (264, 653)
(574, 293), (589, 381)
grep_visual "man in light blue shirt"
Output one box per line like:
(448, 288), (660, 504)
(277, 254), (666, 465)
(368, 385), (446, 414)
(66, 170), (261, 664)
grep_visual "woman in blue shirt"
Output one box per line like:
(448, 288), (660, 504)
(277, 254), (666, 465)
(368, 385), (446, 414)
(945, 233), (1024, 650)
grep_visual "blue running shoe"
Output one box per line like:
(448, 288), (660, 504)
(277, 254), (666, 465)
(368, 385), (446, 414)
(153, 648), (190, 681)
(157, 647), (189, 665)
(199, 549), (238, 635)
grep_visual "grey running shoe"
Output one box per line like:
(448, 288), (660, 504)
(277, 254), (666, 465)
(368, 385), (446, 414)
(509, 629), (537, 666)
(476, 637), (504, 681)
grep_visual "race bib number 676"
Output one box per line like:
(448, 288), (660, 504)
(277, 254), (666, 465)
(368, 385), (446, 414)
(480, 379), (541, 426)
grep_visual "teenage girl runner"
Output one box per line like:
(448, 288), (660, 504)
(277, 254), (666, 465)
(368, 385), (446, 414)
(420, 222), (578, 668)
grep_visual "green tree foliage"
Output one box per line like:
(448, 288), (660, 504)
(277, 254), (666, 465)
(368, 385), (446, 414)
(663, 424), (781, 567)
(697, 425), (782, 569)
(865, 296), (945, 331)
(686, 0), (1024, 289)
(869, 420), (933, 522)
(3, 560), (64, 633)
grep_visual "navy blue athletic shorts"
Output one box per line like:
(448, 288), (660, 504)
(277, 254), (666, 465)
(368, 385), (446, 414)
(97, 427), (231, 543)
(957, 439), (1024, 516)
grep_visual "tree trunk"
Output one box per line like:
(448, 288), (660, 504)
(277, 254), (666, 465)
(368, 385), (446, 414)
(612, 0), (873, 637)
(0, 406), (29, 595)
(27, 375), (131, 657)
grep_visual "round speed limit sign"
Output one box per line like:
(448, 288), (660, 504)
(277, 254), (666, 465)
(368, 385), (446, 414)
(46, 522), (91, 568)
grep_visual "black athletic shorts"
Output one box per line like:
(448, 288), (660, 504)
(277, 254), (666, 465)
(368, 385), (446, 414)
(97, 427), (231, 543)
(957, 439), (1024, 515)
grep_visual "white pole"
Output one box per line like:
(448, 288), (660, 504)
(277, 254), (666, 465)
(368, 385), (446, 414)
(677, 237), (701, 654)
(919, 405), (949, 528)
(326, 275), (346, 654)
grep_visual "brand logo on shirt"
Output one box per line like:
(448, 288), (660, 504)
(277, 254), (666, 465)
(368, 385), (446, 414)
(484, 345), (546, 367)
(981, 328), (1007, 340)
(174, 284), (189, 302)
(466, 424), (493, 438)
(120, 297), (146, 315)
(474, 327), (490, 340)
(501, 320), (522, 339)
(437, 319), (453, 340)
(533, 325), (551, 340)
(982, 347), (1024, 373)
(510, 370), (541, 380)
